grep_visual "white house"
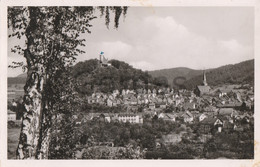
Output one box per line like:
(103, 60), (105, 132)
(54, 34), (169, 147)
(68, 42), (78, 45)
(199, 113), (208, 122)
(8, 110), (16, 121)
(117, 114), (143, 124)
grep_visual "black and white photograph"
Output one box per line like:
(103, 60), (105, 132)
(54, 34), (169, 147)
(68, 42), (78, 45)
(2, 0), (259, 165)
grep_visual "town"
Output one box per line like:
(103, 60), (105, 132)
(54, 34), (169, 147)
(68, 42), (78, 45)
(7, 55), (254, 159)
(59, 71), (254, 159)
(6, 6), (255, 161)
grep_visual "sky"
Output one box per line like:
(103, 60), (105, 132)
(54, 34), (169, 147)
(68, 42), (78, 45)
(8, 7), (254, 77)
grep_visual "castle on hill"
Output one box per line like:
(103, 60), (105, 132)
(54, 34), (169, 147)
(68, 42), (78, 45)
(99, 52), (111, 67)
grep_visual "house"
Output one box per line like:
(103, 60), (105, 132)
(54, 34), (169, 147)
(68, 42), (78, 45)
(167, 98), (173, 104)
(149, 103), (156, 109)
(116, 99), (123, 105)
(8, 91), (16, 102)
(100, 113), (112, 123)
(217, 102), (243, 108)
(204, 105), (218, 112)
(245, 101), (253, 109)
(247, 94), (254, 101)
(107, 98), (113, 107)
(158, 113), (176, 122)
(116, 113), (143, 124)
(234, 124), (244, 131)
(8, 110), (16, 121)
(183, 102), (196, 110)
(161, 133), (182, 145)
(198, 113), (208, 122)
(190, 110), (200, 118)
(130, 97), (138, 105)
(199, 117), (223, 134)
(107, 98), (117, 107)
(127, 105), (138, 112)
(216, 89), (229, 97)
(218, 108), (236, 117)
(241, 114), (251, 123)
(194, 86), (211, 96)
(159, 102), (167, 109)
(223, 120), (234, 132)
(182, 111), (193, 123)
(88, 113), (101, 121)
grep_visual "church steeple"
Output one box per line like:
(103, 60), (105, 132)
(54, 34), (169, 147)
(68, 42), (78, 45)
(203, 70), (208, 86)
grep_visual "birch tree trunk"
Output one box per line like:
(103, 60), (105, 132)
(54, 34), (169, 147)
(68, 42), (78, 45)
(10, 6), (128, 160)
(17, 65), (45, 159)
(16, 7), (49, 159)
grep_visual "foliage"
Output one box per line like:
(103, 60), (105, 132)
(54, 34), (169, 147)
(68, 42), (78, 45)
(8, 6), (128, 159)
(203, 130), (254, 159)
(49, 113), (81, 159)
(48, 116), (182, 159)
(184, 59), (254, 89)
(72, 59), (168, 95)
(149, 67), (202, 89)
(149, 59), (254, 90)
(7, 100), (24, 120)
(48, 111), (254, 159)
(80, 102), (125, 113)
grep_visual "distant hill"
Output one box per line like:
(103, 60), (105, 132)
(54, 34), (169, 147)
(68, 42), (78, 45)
(72, 59), (168, 95)
(8, 60), (165, 94)
(149, 67), (203, 89)
(8, 73), (26, 85)
(16, 73), (27, 78)
(183, 59), (254, 90)
(8, 59), (254, 92)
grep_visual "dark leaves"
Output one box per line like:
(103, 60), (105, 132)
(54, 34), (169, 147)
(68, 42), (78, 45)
(8, 61), (25, 69)
(105, 7), (110, 29)
(114, 7), (123, 29)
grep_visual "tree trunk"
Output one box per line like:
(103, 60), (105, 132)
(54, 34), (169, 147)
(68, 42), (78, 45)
(37, 124), (51, 159)
(16, 7), (51, 159)
(36, 100), (52, 159)
(17, 65), (45, 159)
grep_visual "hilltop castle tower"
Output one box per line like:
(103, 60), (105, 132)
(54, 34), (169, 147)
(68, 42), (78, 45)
(99, 52), (111, 67)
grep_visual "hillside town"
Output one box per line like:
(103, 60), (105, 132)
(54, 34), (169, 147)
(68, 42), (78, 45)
(76, 71), (254, 127)
(8, 57), (254, 159)
(68, 70), (254, 159)
(6, 6), (255, 161)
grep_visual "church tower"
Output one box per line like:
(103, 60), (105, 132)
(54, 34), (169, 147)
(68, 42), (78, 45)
(203, 70), (208, 86)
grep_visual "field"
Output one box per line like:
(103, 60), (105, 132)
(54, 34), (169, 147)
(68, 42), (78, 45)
(8, 126), (21, 159)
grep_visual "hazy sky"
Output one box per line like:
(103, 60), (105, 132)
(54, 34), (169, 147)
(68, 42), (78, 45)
(8, 7), (254, 77)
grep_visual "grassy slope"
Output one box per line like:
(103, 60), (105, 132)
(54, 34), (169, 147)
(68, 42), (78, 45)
(8, 127), (20, 159)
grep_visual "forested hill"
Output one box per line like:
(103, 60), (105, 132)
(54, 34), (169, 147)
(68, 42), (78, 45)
(8, 59), (254, 92)
(72, 59), (168, 95)
(8, 73), (26, 85)
(149, 67), (203, 89)
(183, 59), (254, 90)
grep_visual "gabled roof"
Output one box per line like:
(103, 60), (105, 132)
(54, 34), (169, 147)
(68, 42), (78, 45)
(102, 113), (111, 117)
(118, 113), (140, 117)
(183, 102), (195, 109)
(182, 111), (193, 118)
(164, 113), (176, 119)
(218, 108), (234, 115)
(223, 121), (234, 128)
(200, 117), (218, 125)
(197, 86), (211, 93)
(204, 105), (217, 112)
